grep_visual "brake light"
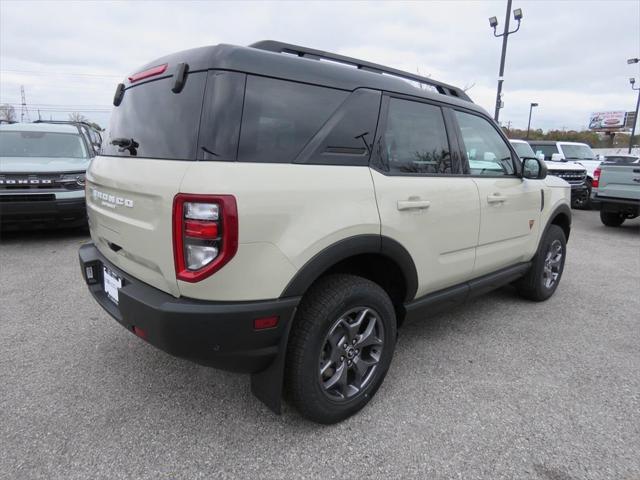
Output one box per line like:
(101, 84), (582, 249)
(173, 194), (238, 282)
(592, 167), (601, 188)
(128, 63), (168, 83)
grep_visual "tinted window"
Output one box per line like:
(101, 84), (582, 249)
(295, 89), (381, 166)
(103, 71), (207, 160)
(382, 98), (452, 174)
(238, 76), (347, 163)
(0, 131), (87, 159)
(529, 144), (558, 161)
(455, 111), (515, 176)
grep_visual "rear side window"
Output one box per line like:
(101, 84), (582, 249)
(238, 76), (348, 163)
(103, 71), (207, 160)
(381, 98), (452, 175)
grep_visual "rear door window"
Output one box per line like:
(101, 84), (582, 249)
(103, 71), (207, 160)
(380, 98), (453, 175)
(238, 76), (348, 163)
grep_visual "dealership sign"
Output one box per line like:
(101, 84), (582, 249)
(588, 111), (627, 130)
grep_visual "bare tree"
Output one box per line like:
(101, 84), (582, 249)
(68, 112), (89, 123)
(0, 104), (17, 122)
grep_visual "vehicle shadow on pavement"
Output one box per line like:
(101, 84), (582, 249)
(0, 227), (89, 244)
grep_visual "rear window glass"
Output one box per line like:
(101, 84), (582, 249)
(603, 156), (639, 165)
(238, 76), (348, 163)
(0, 131), (87, 158)
(103, 72), (206, 160)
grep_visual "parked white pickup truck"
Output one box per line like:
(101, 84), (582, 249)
(511, 140), (589, 209)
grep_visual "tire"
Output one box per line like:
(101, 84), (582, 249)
(571, 180), (591, 210)
(285, 274), (396, 424)
(600, 210), (625, 227)
(517, 225), (567, 302)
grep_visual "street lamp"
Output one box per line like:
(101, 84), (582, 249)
(489, 0), (523, 122)
(628, 75), (639, 154)
(526, 102), (538, 139)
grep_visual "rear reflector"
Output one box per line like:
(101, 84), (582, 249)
(128, 63), (168, 83)
(132, 326), (147, 339)
(254, 316), (279, 330)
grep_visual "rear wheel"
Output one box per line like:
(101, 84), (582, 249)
(285, 274), (396, 424)
(517, 225), (566, 302)
(600, 210), (625, 227)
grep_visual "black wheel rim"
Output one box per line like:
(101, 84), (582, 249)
(543, 239), (563, 289)
(318, 307), (385, 401)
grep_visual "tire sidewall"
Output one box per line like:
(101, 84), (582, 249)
(533, 225), (567, 300)
(296, 278), (396, 423)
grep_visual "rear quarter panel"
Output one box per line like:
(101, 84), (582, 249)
(178, 162), (380, 301)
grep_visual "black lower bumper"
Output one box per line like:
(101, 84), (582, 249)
(0, 195), (86, 227)
(593, 195), (640, 216)
(79, 243), (299, 373)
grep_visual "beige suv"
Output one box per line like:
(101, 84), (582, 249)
(79, 41), (571, 424)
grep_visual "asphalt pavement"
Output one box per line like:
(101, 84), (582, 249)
(1, 210), (639, 480)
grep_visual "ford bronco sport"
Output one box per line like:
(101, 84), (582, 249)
(0, 121), (98, 229)
(79, 41), (571, 424)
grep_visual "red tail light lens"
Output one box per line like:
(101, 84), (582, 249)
(173, 194), (238, 282)
(592, 167), (601, 188)
(128, 63), (168, 83)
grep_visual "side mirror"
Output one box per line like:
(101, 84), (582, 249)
(522, 157), (547, 179)
(551, 153), (565, 162)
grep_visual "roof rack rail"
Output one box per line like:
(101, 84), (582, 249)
(250, 40), (471, 102)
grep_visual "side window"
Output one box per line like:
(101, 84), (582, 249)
(382, 98), (452, 175)
(238, 76), (347, 163)
(455, 110), (516, 176)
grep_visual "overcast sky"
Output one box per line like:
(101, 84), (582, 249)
(1, 0), (639, 131)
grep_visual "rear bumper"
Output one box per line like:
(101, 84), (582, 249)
(78, 243), (299, 373)
(592, 194), (640, 215)
(0, 194), (86, 226)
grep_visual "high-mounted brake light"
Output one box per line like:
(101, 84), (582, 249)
(592, 167), (601, 188)
(128, 63), (168, 83)
(173, 194), (238, 282)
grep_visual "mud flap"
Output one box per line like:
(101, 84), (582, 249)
(250, 306), (297, 414)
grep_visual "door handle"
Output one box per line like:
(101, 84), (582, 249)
(487, 194), (506, 204)
(397, 199), (431, 211)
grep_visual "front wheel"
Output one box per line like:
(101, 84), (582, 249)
(600, 210), (625, 227)
(285, 274), (396, 424)
(517, 225), (567, 302)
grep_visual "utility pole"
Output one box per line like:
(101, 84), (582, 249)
(628, 58), (640, 154)
(489, 1), (523, 122)
(20, 86), (30, 123)
(526, 102), (538, 139)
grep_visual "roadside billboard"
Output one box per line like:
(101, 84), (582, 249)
(588, 111), (627, 130)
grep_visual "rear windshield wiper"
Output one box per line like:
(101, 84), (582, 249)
(111, 137), (139, 156)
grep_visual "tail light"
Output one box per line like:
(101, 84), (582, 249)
(173, 194), (238, 282)
(592, 167), (601, 188)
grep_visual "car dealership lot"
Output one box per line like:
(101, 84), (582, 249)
(1, 210), (638, 480)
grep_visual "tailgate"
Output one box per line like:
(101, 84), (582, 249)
(86, 156), (190, 296)
(598, 165), (640, 201)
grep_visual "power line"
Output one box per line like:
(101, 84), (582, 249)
(1, 68), (121, 79)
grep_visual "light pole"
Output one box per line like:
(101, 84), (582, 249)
(526, 102), (538, 139)
(628, 58), (640, 154)
(489, 1), (523, 122)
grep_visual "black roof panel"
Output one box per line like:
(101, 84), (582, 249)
(127, 41), (486, 115)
